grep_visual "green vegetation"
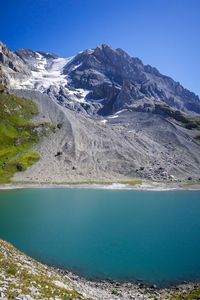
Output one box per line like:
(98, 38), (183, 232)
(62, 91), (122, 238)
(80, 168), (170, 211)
(194, 134), (200, 142)
(0, 239), (89, 299)
(132, 101), (200, 133)
(155, 102), (200, 130)
(118, 180), (143, 185)
(61, 180), (143, 185)
(183, 181), (200, 187)
(171, 288), (200, 299)
(0, 85), (53, 183)
(12, 179), (143, 185)
(16, 152), (40, 171)
(111, 289), (119, 295)
(6, 267), (17, 275)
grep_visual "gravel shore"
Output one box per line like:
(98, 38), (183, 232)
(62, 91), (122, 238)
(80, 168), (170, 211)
(0, 181), (200, 191)
(0, 239), (200, 300)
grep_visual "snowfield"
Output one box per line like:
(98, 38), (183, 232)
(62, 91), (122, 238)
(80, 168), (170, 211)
(11, 52), (92, 103)
(14, 53), (74, 92)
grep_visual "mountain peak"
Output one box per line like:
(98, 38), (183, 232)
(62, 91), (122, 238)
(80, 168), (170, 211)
(93, 44), (119, 56)
(95, 43), (112, 50)
(1, 40), (200, 115)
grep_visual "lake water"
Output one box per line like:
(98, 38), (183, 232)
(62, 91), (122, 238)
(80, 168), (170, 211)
(0, 188), (200, 287)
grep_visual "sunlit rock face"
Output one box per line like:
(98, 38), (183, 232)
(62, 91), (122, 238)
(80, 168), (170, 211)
(0, 41), (31, 87)
(1, 40), (200, 183)
(1, 41), (200, 116)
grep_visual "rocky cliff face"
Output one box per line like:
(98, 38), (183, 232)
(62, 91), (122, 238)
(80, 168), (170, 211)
(0, 41), (31, 87)
(1, 41), (200, 182)
(63, 44), (200, 115)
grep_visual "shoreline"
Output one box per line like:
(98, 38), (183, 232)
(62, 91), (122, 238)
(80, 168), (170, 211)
(1, 237), (200, 299)
(52, 261), (200, 288)
(53, 265), (200, 299)
(0, 181), (200, 191)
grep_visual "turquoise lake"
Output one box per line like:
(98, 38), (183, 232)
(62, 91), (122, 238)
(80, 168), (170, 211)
(0, 188), (200, 287)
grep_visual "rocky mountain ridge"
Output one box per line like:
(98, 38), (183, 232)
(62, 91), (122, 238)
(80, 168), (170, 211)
(0, 40), (200, 183)
(62, 44), (200, 116)
(1, 41), (200, 117)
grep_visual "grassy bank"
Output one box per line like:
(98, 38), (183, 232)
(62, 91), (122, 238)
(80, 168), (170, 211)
(9, 179), (144, 186)
(154, 102), (200, 131)
(0, 238), (200, 299)
(0, 85), (53, 183)
(0, 239), (89, 299)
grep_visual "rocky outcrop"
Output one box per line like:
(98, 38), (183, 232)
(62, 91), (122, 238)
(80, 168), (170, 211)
(0, 65), (9, 86)
(0, 41), (31, 87)
(63, 44), (200, 116)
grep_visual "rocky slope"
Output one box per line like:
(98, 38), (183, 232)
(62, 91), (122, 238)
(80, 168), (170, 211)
(0, 41), (200, 183)
(1, 239), (200, 300)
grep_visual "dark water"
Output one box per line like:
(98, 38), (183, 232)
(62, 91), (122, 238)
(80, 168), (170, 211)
(0, 188), (200, 287)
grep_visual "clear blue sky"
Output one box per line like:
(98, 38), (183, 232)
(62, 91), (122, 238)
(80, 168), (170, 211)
(0, 0), (199, 96)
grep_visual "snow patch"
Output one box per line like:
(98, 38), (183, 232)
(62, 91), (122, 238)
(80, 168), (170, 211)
(115, 109), (126, 115)
(100, 119), (107, 124)
(65, 88), (92, 103)
(108, 115), (118, 119)
(71, 62), (82, 71)
(10, 54), (74, 92)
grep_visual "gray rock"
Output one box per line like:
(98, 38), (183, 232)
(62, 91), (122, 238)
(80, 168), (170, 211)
(62, 44), (200, 116)
(0, 41), (31, 87)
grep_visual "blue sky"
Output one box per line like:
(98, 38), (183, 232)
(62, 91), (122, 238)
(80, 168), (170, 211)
(0, 0), (199, 96)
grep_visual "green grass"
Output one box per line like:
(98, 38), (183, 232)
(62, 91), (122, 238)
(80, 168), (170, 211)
(0, 239), (90, 299)
(194, 134), (200, 142)
(118, 180), (143, 185)
(0, 85), (52, 183)
(6, 267), (17, 275)
(60, 180), (142, 185)
(155, 102), (200, 130)
(171, 288), (200, 299)
(12, 179), (143, 185)
(111, 289), (119, 295)
(183, 181), (200, 187)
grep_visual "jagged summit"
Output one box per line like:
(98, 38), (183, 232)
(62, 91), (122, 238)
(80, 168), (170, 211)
(62, 43), (200, 115)
(1, 40), (200, 116)
(16, 48), (59, 62)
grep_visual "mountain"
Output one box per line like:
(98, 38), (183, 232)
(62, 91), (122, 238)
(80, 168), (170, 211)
(0, 40), (200, 183)
(14, 43), (200, 116)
